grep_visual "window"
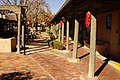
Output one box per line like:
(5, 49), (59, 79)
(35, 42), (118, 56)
(106, 14), (112, 29)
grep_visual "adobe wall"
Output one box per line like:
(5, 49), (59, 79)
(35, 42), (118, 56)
(97, 9), (120, 58)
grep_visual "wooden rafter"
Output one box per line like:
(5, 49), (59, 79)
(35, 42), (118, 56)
(0, 5), (21, 12)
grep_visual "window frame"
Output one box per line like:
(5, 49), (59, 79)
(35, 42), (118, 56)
(106, 14), (112, 30)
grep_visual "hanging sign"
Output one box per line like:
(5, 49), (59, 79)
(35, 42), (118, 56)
(85, 11), (91, 28)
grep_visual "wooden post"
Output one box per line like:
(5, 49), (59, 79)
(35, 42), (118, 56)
(17, 12), (21, 53)
(58, 23), (61, 41)
(51, 25), (54, 33)
(50, 25), (53, 32)
(72, 19), (79, 60)
(61, 22), (64, 44)
(22, 25), (24, 48)
(66, 21), (69, 50)
(88, 14), (96, 78)
(8, 22), (10, 37)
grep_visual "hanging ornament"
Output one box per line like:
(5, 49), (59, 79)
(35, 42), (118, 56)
(85, 11), (91, 28)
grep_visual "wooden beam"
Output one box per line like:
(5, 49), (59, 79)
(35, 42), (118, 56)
(0, 5), (21, 12)
(88, 13), (97, 78)
(58, 23), (61, 42)
(72, 19), (79, 61)
(66, 21), (69, 50)
(61, 22), (64, 44)
(17, 12), (21, 53)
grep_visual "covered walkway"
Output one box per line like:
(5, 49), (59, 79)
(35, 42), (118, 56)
(50, 0), (120, 79)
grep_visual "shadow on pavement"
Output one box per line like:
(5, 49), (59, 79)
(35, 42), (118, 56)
(70, 46), (82, 51)
(78, 52), (90, 59)
(95, 59), (109, 76)
(0, 71), (33, 80)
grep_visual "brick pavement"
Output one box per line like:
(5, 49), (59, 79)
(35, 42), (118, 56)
(0, 46), (120, 80)
(0, 53), (53, 80)
(28, 46), (120, 80)
(29, 53), (81, 80)
(0, 32), (120, 80)
(21, 32), (120, 80)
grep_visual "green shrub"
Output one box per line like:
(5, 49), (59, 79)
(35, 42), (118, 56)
(50, 33), (55, 40)
(49, 40), (53, 47)
(46, 29), (51, 34)
(46, 30), (55, 40)
(49, 40), (64, 50)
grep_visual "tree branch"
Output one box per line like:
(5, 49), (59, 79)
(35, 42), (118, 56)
(6, 0), (12, 5)
(1, 0), (9, 5)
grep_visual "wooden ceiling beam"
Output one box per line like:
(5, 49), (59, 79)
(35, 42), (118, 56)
(0, 5), (22, 13)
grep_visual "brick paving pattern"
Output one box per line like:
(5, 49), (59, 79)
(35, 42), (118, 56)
(30, 54), (81, 80)
(0, 32), (120, 80)
(0, 53), (53, 80)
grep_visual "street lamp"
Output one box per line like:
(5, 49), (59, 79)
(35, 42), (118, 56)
(23, 15), (26, 55)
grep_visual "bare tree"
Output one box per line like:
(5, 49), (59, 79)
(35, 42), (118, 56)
(1, 0), (52, 28)
(1, 0), (28, 5)
(26, 0), (52, 28)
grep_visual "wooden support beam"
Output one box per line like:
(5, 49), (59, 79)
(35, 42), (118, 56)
(22, 25), (24, 47)
(88, 14), (97, 78)
(61, 22), (64, 44)
(66, 21), (69, 50)
(70, 19), (79, 62)
(0, 5), (21, 12)
(80, 12), (99, 80)
(58, 23), (61, 42)
(17, 12), (21, 53)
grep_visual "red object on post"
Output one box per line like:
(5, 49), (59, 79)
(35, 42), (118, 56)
(60, 21), (62, 27)
(85, 12), (92, 28)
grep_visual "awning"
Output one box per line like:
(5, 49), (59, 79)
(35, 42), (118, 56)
(51, 0), (120, 23)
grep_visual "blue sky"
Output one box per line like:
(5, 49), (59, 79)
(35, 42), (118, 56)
(46, 0), (65, 14)
(0, 0), (65, 14)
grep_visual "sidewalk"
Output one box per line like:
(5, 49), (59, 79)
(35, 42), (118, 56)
(24, 44), (120, 80)
(0, 53), (53, 80)
(25, 32), (120, 80)
(0, 32), (120, 80)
